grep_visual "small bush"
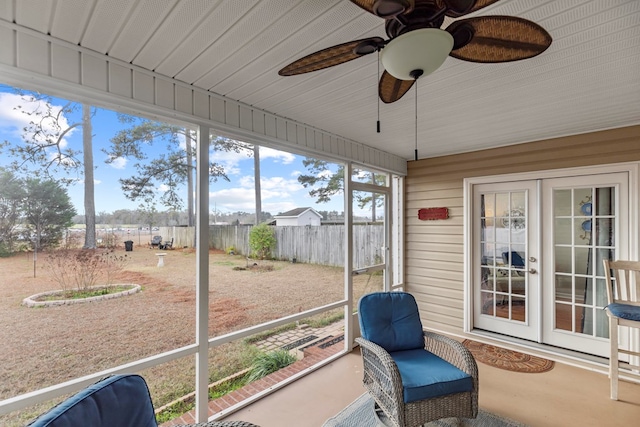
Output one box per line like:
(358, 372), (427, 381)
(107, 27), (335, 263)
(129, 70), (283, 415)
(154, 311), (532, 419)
(248, 223), (276, 259)
(245, 350), (297, 383)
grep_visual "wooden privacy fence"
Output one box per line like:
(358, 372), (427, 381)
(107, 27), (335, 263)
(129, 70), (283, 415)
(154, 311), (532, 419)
(160, 225), (385, 268)
(157, 226), (195, 249)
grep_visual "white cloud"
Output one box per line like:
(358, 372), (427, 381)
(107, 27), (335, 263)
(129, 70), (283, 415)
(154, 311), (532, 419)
(108, 156), (128, 169)
(259, 147), (295, 164)
(318, 169), (333, 178)
(237, 175), (303, 193)
(209, 187), (255, 211)
(211, 147), (251, 176)
(261, 176), (302, 192)
(210, 175), (306, 212)
(0, 92), (75, 147)
(208, 145), (297, 180)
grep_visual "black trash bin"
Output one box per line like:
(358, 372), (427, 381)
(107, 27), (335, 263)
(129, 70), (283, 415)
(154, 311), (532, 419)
(124, 240), (134, 252)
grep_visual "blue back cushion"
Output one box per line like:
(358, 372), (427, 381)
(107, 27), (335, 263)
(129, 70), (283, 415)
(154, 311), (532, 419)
(358, 292), (425, 352)
(28, 374), (158, 427)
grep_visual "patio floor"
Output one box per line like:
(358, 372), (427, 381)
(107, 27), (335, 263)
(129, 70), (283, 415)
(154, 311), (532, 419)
(219, 346), (640, 426)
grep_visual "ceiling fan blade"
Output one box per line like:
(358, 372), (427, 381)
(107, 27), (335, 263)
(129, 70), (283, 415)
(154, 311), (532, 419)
(279, 38), (384, 76)
(379, 70), (414, 103)
(447, 16), (552, 63)
(443, 0), (500, 18)
(350, 0), (415, 18)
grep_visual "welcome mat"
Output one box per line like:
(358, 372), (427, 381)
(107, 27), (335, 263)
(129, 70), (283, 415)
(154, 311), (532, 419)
(462, 340), (554, 373)
(322, 393), (526, 427)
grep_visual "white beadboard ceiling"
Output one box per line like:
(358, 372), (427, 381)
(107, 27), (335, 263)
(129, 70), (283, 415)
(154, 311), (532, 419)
(2, 0), (639, 160)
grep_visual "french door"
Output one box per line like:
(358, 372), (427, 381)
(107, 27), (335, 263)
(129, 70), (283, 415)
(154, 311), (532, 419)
(473, 181), (540, 341)
(472, 172), (629, 356)
(541, 173), (628, 356)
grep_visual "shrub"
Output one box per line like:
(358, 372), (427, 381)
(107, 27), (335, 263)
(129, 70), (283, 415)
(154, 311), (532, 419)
(45, 248), (129, 292)
(244, 350), (297, 383)
(0, 241), (12, 258)
(248, 223), (276, 259)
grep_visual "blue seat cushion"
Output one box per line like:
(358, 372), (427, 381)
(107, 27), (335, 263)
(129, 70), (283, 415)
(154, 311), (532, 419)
(359, 292), (425, 352)
(390, 349), (473, 403)
(607, 303), (640, 321)
(28, 374), (158, 427)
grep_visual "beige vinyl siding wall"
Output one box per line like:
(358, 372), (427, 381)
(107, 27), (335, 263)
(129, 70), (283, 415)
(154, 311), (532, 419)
(405, 125), (640, 336)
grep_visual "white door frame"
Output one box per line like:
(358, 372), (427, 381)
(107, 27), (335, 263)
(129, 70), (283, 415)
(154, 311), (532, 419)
(464, 162), (639, 341)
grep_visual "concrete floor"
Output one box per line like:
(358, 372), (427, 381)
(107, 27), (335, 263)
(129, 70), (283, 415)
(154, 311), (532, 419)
(223, 348), (640, 427)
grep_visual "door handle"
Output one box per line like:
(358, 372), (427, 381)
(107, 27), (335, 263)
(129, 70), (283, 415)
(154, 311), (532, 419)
(529, 268), (537, 274)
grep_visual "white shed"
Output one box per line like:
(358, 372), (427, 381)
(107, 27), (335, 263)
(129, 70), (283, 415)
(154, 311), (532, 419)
(273, 207), (322, 226)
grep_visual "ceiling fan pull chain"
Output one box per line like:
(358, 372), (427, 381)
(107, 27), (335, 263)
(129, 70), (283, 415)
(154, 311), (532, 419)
(377, 50), (381, 133)
(414, 77), (418, 161)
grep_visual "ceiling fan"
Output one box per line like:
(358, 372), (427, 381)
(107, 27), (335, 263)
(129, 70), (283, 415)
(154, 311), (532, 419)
(278, 0), (552, 103)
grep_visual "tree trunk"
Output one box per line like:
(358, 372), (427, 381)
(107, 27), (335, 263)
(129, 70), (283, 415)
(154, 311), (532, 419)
(82, 103), (97, 249)
(186, 131), (195, 227)
(371, 172), (376, 222)
(253, 145), (262, 224)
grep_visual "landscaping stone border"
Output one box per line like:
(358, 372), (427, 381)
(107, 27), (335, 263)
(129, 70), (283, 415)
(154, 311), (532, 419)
(22, 284), (141, 308)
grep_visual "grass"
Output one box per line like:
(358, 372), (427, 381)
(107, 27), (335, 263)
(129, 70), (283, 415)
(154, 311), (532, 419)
(36, 285), (133, 301)
(302, 310), (345, 328)
(155, 400), (195, 424)
(0, 248), (382, 427)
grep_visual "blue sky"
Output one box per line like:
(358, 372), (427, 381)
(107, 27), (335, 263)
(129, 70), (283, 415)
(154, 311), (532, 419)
(0, 85), (350, 217)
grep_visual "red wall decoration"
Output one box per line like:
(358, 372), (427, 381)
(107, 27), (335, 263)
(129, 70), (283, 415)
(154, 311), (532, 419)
(418, 207), (449, 221)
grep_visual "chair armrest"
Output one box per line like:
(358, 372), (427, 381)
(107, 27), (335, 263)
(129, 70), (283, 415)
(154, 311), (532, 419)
(422, 331), (478, 381)
(355, 337), (404, 421)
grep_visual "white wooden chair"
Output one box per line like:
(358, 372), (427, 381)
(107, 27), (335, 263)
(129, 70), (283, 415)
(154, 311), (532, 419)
(603, 260), (640, 400)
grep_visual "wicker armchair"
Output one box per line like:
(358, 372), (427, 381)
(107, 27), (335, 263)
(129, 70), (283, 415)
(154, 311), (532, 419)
(28, 374), (259, 427)
(355, 292), (478, 427)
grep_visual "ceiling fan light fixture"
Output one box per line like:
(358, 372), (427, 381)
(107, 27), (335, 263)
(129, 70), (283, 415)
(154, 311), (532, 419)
(380, 28), (454, 80)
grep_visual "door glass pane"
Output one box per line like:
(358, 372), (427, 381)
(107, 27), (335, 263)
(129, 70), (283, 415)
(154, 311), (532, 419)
(595, 187), (615, 215)
(555, 303), (572, 331)
(554, 189), (572, 215)
(352, 189), (386, 302)
(554, 218), (571, 244)
(552, 186), (616, 336)
(555, 246), (572, 273)
(555, 275), (572, 302)
(478, 190), (527, 323)
(512, 297), (526, 321)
